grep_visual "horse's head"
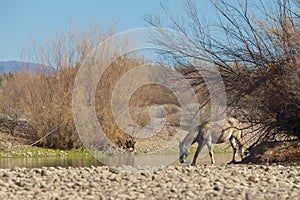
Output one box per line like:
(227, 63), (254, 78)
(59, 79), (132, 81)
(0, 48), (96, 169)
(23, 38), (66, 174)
(179, 141), (189, 163)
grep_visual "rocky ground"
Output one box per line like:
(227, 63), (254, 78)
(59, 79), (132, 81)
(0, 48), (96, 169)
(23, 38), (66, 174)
(0, 164), (299, 200)
(1, 115), (300, 199)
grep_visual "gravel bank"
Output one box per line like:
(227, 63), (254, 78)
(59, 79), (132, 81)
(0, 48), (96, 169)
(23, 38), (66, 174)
(0, 164), (299, 199)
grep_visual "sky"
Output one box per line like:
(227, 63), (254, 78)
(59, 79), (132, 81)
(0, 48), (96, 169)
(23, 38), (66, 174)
(0, 0), (219, 61)
(1, 0), (280, 63)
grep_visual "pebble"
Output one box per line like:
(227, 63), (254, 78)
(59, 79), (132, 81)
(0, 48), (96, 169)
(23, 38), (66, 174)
(248, 175), (259, 183)
(2, 172), (10, 177)
(213, 185), (222, 191)
(231, 170), (239, 176)
(108, 167), (119, 174)
(41, 169), (49, 176)
(0, 164), (297, 199)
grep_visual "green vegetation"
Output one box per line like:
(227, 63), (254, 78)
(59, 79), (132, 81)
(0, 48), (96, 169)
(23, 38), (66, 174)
(0, 147), (91, 158)
(0, 145), (232, 159)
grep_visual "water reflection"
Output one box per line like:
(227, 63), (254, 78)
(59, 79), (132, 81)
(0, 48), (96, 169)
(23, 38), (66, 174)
(98, 153), (179, 167)
(98, 153), (233, 167)
(0, 153), (233, 168)
(0, 156), (101, 168)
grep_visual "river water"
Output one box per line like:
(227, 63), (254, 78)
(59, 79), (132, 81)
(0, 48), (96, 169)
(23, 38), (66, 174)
(0, 153), (233, 168)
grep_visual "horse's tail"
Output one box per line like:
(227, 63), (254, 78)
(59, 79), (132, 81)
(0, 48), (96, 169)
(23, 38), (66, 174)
(239, 122), (244, 138)
(238, 120), (245, 139)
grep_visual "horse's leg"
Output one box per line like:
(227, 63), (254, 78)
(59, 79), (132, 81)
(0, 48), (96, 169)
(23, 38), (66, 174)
(206, 142), (215, 164)
(229, 136), (237, 164)
(191, 141), (204, 166)
(235, 131), (244, 160)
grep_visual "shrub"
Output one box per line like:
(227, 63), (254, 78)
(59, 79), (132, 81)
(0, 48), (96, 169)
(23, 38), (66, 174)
(147, 0), (300, 151)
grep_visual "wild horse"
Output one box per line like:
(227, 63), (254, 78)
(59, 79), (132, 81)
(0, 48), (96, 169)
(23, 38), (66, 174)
(179, 118), (244, 166)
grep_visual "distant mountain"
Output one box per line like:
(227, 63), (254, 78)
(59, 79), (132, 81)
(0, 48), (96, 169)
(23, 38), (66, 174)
(0, 61), (43, 74)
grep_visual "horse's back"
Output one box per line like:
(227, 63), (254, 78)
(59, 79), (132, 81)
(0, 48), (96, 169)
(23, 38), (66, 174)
(213, 118), (242, 143)
(196, 118), (243, 144)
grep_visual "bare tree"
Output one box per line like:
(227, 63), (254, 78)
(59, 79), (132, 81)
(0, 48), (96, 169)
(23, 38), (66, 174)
(146, 0), (300, 151)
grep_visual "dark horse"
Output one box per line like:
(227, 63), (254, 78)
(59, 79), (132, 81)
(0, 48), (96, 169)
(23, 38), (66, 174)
(179, 118), (244, 166)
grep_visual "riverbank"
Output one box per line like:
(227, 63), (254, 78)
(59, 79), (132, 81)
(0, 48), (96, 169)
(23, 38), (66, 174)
(0, 164), (299, 199)
(0, 137), (232, 159)
(0, 146), (90, 158)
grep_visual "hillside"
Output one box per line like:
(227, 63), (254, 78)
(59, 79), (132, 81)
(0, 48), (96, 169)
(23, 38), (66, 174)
(0, 61), (41, 74)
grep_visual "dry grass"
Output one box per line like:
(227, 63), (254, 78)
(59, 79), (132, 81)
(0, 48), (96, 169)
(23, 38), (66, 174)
(0, 24), (185, 150)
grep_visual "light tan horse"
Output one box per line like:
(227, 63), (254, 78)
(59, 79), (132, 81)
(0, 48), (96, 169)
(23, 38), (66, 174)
(179, 118), (244, 166)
